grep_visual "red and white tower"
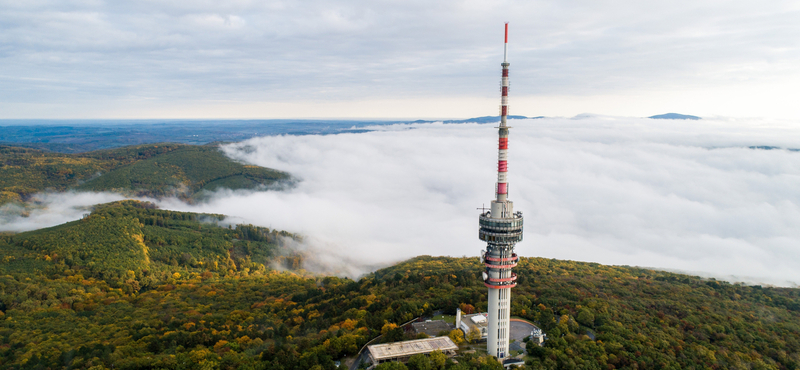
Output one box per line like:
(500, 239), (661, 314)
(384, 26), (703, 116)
(479, 22), (523, 360)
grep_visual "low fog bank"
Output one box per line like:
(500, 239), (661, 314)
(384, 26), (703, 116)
(4, 116), (800, 286)
(154, 116), (800, 286)
(0, 192), (132, 232)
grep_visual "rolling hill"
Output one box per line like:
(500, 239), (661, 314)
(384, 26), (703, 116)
(0, 143), (289, 206)
(1, 201), (798, 369)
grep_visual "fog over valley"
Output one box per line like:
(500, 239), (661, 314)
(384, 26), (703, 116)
(3, 116), (800, 286)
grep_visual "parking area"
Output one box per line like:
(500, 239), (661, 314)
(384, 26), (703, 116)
(509, 319), (536, 342)
(508, 319), (537, 354)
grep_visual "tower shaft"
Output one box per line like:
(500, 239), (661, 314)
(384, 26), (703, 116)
(478, 22), (523, 361)
(497, 22), (510, 204)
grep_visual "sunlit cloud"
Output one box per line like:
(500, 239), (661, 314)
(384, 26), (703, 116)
(160, 116), (800, 286)
(3, 116), (799, 286)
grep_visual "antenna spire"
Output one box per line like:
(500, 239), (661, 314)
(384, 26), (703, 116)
(497, 23), (510, 202)
(504, 22), (509, 63)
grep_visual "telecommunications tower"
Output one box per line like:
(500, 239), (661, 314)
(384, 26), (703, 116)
(478, 22), (523, 360)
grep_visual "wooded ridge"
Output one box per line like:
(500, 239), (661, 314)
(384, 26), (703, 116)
(0, 143), (289, 206)
(1, 201), (798, 369)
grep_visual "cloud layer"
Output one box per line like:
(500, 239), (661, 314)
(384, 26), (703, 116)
(156, 116), (800, 286)
(0, 191), (130, 232)
(1, 0), (798, 118)
(3, 116), (799, 286)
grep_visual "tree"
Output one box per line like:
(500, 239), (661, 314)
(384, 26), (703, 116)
(385, 327), (405, 343)
(526, 340), (545, 358)
(448, 329), (464, 345)
(428, 350), (446, 370)
(407, 354), (431, 370)
(382, 322), (399, 335)
(576, 308), (595, 327)
(466, 328), (481, 344)
(375, 362), (408, 370)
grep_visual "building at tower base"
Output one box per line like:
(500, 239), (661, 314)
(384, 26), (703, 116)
(367, 337), (458, 366)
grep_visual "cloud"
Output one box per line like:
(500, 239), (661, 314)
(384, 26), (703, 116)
(0, 191), (131, 232)
(3, 116), (799, 286)
(149, 116), (800, 286)
(0, 0), (799, 118)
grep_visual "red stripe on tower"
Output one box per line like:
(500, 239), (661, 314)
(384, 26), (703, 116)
(499, 138), (508, 149)
(497, 183), (507, 194)
(498, 160), (508, 172)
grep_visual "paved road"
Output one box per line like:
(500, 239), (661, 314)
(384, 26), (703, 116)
(348, 351), (369, 370)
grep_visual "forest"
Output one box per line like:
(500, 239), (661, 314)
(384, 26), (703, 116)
(1, 201), (799, 369)
(0, 144), (289, 206)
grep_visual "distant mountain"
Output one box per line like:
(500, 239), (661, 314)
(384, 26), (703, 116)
(0, 118), (546, 154)
(749, 146), (800, 152)
(649, 113), (701, 120)
(0, 120), (406, 153)
(410, 115), (542, 124)
(446, 115), (541, 123)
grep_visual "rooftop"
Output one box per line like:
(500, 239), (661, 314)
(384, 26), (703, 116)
(459, 313), (489, 340)
(462, 313), (489, 329)
(411, 320), (453, 337)
(368, 336), (458, 361)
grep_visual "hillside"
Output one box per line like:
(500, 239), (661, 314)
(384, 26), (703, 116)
(0, 143), (289, 205)
(0, 201), (300, 289)
(1, 202), (798, 369)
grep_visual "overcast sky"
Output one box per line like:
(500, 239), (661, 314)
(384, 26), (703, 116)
(1, 0), (798, 119)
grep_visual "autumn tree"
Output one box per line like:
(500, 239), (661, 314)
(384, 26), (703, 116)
(447, 329), (465, 345)
(429, 350), (447, 370)
(375, 362), (408, 370)
(407, 354), (431, 370)
(466, 328), (481, 344)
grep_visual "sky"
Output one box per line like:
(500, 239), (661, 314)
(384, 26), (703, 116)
(1, 0), (799, 119)
(4, 116), (800, 286)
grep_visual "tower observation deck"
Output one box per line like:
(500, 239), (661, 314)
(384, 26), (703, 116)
(478, 22), (523, 360)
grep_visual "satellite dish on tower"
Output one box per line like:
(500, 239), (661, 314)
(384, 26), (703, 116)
(482, 271), (488, 281)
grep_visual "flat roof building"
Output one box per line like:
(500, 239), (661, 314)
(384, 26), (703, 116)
(411, 320), (453, 337)
(367, 336), (458, 365)
(457, 311), (489, 342)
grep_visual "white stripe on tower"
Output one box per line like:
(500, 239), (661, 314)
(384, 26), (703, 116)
(496, 22), (510, 203)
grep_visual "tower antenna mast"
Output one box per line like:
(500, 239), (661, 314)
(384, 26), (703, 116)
(478, 22), (524, 361)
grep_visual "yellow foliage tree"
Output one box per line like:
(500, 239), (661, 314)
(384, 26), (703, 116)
(448, 329), (465, 345)
(466, 328), (481, 344)
(381, 322), (399, 335)
(340, 318), (357, 330)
